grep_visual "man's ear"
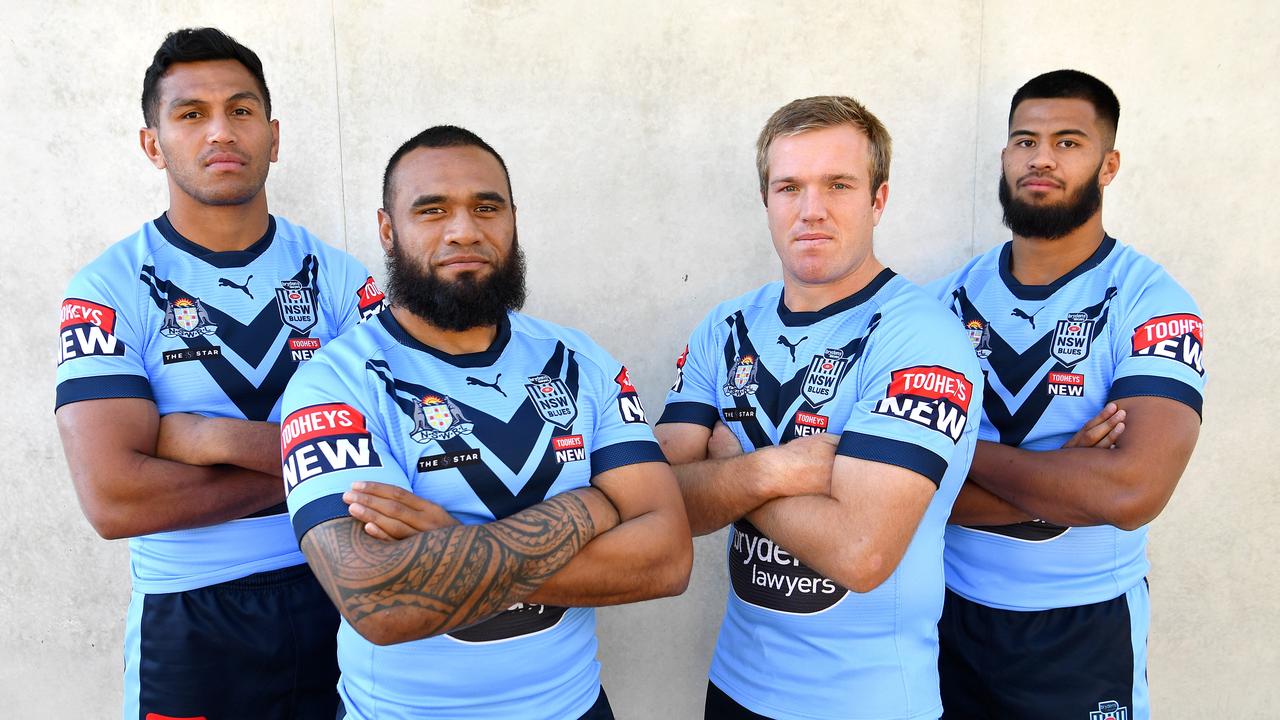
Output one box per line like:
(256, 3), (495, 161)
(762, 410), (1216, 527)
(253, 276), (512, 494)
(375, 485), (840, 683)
(140, 127), (166, 170)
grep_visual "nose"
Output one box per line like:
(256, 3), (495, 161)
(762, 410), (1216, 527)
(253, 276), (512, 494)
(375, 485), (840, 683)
(442, 211), (483, 246)
(206, 113), (236, 145)
(799, 188), (827, 223)
(1027, 143), (1056, 171)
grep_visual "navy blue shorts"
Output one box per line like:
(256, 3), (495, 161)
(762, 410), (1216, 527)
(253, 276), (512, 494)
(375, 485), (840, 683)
(705, 681), (772, 720)
(123, 563), (340, 720)
(938, 582), (1149, 720)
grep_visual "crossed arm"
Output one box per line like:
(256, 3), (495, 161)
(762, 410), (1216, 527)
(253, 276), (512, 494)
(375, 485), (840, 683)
(56, 398), (286, 538)
(300, 486), (623, 645)
(341, 461), (693, 609)
(961, 396), (1199, 530)
(656, 422), (934, 593)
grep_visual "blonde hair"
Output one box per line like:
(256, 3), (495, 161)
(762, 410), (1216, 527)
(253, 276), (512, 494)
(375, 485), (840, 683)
(755, 96), (892, 200)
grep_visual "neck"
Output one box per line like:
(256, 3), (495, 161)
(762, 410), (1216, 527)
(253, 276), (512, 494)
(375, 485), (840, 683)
(1009, 213), (1106, 286)
(165, 189), (271, 253)
(391, 305), (499, 355)
(782, 255), (885, 312)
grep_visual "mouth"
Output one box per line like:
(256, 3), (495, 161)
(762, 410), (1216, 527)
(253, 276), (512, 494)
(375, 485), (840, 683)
(204, 152), (248, 171)
(793, 232), (833, 245)
(437, 256), (491, 272)
(1018, 176), (1063, 191)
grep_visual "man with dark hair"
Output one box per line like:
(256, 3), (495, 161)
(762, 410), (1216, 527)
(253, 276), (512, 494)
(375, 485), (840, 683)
(55, 27), (384, 719)
(655, 95), (983, 720)
(929, 69), (1204, 719)
(279, 125), (692, 719)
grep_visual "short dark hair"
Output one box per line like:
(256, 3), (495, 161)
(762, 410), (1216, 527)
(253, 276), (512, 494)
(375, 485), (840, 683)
(141, 27), (271, 127)
(1009, 69), (1120, 147)
(381, 125), (513, 213)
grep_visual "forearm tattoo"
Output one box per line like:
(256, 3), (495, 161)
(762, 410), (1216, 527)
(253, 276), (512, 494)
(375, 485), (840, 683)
(302, 491), (596, 640)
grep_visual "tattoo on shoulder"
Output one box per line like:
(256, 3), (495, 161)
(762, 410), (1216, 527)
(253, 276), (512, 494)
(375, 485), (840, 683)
(302, 491), (595, 639)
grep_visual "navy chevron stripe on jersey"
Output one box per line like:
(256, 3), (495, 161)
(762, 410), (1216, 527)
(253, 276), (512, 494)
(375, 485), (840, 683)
(928, 236), (1206, 612)
(283, 310), (662, 719)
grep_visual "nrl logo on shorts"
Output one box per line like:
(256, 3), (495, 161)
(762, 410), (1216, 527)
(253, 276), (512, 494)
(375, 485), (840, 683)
(723, 354), (759, 397)
(276, 279), (318, 333)
(1051, 312), (1094, 367)
(160, 296), (217, 339)
(1088, 700), (1128, 720)
(410, 394), (473, 443)
(525, 374), (578, 430)
(965, 319), (993, 358)
(801, 349), (848, 407)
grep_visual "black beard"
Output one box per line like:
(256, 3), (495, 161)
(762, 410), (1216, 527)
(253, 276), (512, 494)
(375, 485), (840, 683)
(385, 229), (527, 332)
(998, 163), (1103, 240)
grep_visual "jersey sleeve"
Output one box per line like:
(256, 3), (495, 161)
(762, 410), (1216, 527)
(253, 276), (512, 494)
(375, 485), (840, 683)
(656, 311), (723, 428)
(281, 355), (406, 543)
(322, 245), (386, 336)
(585, 353), (667, 478)
(836, 309), (982, 488)
(1108, 274), (1205, 416)
(55, 258), (153, 410)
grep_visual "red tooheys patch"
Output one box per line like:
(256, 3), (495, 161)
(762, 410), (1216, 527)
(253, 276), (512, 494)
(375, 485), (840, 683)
(357, 276), (386, 311)
(289, 337), (321, 351)
(60, 298), (117, 333)
(794, 411), (828, 429)
(874, 365), (973, 442)
(615, 366), (637, 394)
(1131, 313), (1204, 375)
(280, 403), (369, 457)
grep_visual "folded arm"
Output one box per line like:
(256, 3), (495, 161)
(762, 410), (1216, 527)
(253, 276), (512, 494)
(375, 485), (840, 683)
(56, 398), (283, 539)
(301, 486), (618, 645)
(155, 412), (284, 476)
(970, 396), (1198, 530)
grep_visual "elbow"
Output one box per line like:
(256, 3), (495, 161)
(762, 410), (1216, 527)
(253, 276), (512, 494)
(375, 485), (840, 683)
(1106, 495), (1164, 532)
(833, 550), (896, 594)
(75, 491), (136, 540)
(349, 613), (410, 647)
(660, 538), (694, 598)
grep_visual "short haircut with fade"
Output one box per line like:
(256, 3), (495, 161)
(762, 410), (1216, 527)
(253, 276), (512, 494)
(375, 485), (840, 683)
(1009, 69), (1121, 148)
(755, 96), (893, 202)
(141, 27), (271, 128)
(381, 125), (513, 213)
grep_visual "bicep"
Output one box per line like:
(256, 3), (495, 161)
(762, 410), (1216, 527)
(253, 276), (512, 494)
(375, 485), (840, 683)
(57, 397), (160, 476)
(654, 423), (711, 465)
(1110, 395), (1200, 490)
(590, 461), (686, 521)
(830, 454), (936, 547)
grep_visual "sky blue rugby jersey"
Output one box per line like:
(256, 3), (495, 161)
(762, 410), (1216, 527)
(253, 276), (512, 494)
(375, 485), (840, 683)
(55, 214), (384, 594)
(281, 310), (665, 720)
(927, 236), (1205, 611)
(658, 270), (982, 720)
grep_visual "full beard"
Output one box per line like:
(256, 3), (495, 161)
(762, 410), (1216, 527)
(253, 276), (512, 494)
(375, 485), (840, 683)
(998, 162), (1103, 240)
(385, 229), (527, 332)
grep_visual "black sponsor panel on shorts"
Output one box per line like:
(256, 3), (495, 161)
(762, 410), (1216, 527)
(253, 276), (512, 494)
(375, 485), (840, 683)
(728, 520), (846, 613)
(446, 603), (568, 643)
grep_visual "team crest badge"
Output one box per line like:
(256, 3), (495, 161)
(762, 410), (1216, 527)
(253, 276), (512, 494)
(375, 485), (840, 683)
(276, 279), (318, 333)
(160, 297), (217, 339)
(966, 319), (993, 359)
(1051, 312), (1094, 367)
(525, 374), (578, 430)
(801, 349), (848, 407)
(1088, 700), (1128, 720)
(723, 354), (759, 397)
(410, 394), (473, 443)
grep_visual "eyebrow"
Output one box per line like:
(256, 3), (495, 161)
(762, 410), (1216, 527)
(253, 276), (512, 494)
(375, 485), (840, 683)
(1010, 128), (1090, 139)
(166, 91), (263, 111)
(770, 174), (861, 185)
(408, 191), (509, 210)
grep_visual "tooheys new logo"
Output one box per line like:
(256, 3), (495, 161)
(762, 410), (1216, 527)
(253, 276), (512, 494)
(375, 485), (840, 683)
(1131, 313), (1204, 375)
(728, 520), (845, 613)
(281, 403), (382, 493)
(355, 275), (386, 320)
(59, 298), (124, 364)
(873, 365), (973, 442)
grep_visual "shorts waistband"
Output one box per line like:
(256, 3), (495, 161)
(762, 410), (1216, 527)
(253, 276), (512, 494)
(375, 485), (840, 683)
(218, 562), (314, 590)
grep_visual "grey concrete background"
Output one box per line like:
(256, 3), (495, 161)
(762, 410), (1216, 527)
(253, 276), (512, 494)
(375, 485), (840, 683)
(3, 1), (1276, 716)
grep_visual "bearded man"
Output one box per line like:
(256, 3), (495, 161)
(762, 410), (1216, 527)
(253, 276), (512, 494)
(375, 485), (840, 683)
(279, 125), (691, 720)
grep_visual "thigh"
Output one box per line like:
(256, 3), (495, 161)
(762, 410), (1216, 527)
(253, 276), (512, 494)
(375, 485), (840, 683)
(704, 681), (774, 720)
(134, 564), (340, 720)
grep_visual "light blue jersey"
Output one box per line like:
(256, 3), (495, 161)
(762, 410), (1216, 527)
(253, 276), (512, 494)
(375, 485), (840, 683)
(927, 236), (1205, 611)
(658, 270), (982, 720)
(56, 214), (383, 593)
(281, 310), (665, 720)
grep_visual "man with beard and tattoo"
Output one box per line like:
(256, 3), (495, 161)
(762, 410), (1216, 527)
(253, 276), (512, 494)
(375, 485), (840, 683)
(55, 28), (384, 720)
(279, 125), (692, 720)
(928, 70), (1205, 719)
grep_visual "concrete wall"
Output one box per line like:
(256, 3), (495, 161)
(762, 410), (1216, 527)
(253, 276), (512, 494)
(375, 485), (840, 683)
(3, 1), (1275, 716)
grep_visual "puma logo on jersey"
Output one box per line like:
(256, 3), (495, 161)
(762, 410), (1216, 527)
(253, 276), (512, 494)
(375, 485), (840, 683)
(218, 275), (253, 298)
(1010, 306), (1042, 329)
(466, 373), (507, 397)
(59, 298), (124, 364)
(776, 334), (808, 362)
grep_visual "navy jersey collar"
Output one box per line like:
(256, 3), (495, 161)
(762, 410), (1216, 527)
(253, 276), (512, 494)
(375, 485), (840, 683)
(378, 309), (512, 368)
(999, 235), (1116, 301)
(777, 268), (896, 327)
(153, 212), (276, 268)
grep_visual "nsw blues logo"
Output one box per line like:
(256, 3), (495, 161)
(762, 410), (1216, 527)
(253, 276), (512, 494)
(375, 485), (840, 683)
(410, 394), (473, 443)
(276, 279), (318, 333)
(160, 296), (217, 338)
(525, 374), (578, 430)
(1050, 312), (1094, 367)
(723, 354), (760, 397)
(801, 349), (849, 407)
